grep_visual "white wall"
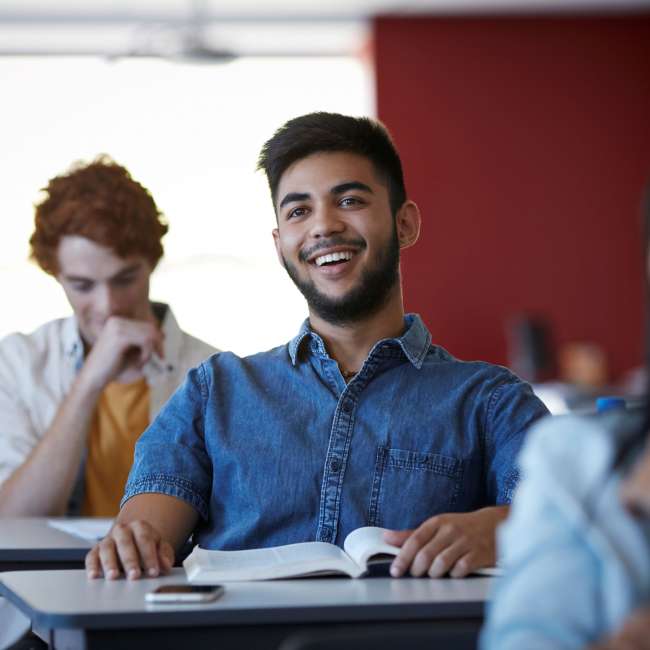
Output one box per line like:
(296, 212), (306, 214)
(0, 55), (374, 355)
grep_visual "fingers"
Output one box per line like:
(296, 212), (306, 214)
(85, 545), (101, 579)
(112, 523), (147, 579)
(138, 341), (154, 366)
(389, 510), (499, 579)
(448, 550), (479, 578)
(81, 318), (164, 389)
(136, 330), (165, 366)
(85, 521), (175, 581)
(410, 524), (465, 577)
(97, 537), (124, 580)
(159, 540), (175, 573)
(383, 529), (412, 547)
(390, 518), (440, 577)
(130, 521), (166, 577)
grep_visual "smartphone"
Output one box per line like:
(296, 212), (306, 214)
(145, 584), (224, 604)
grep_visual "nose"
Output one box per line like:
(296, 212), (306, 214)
(95, 284), (121, 317)
(309, 203), (345, 239)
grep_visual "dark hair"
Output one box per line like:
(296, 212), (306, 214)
(30, 155), (168, 275)
(256, 112), (407, 217)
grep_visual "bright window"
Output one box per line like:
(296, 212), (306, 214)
(1, 56), (374, 354)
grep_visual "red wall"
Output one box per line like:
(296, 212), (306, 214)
(374, 15), (650, 380)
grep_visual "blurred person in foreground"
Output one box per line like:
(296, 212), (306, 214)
(0, 157), (217, 518)
(481, 193), (650, 649)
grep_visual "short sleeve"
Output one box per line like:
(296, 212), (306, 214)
(484, 373), (549, 504)
(121, 364), (213, 520)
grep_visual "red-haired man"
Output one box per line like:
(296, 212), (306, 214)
(0, 157), (217, 517)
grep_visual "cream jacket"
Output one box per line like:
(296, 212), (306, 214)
(0, 303), (217, 511)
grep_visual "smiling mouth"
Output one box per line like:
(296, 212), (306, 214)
(313, 250), (357, 267)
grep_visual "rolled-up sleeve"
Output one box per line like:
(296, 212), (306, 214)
(121, 364), (213, 520)
(484, 373), (549, 504)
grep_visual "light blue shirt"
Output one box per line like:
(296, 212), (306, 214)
(123, 314), (547, 550)
(481, 411), (650, 649)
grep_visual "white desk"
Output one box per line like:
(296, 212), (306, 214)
(0, 518), (96, 571)
(0, 568), (492, 649)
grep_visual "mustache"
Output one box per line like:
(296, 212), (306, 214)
(298, 236), (367, 263)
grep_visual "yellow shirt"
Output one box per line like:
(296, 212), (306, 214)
(81, 378), (150, 517)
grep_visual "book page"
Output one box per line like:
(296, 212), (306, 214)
(47, 518), (113, 541)
(343, 526), (400, 570)
(184, 541), (364, 582)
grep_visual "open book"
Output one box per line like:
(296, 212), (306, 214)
(183, 526), (400, 582)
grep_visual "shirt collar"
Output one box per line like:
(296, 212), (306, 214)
(144, 302), (183, 378)
(394, 313), (432, 369)
(288, 313), (431, 369)
(288, 319), (313, 365)
(62, 315), (84, 369)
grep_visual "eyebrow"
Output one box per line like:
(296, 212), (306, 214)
(63, 263), (142, 283)
(331, 181), (373, 196)
(278, 181), (374, 210)
(279, 192), (310, 209)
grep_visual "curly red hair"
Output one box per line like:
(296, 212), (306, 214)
(30, 155), (168, 275)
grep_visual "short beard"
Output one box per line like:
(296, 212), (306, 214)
(282, 227), (401, 326)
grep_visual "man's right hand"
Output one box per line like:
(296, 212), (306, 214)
(79, 316), (164, 392)
(85, 520), (174, 580)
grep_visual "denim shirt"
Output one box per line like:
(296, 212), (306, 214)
(123, 314), (548, 550)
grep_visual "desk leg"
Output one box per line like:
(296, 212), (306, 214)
(31, 622), (52, 647)
(33, 628), (86, 650)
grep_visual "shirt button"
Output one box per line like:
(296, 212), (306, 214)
(330, 459), (340, 473)
(342, 401), (353, 414)
(321, 527), (332, 542)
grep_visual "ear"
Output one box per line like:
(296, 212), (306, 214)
(272, 228), (285, 266)
(395, 200), (421, 250)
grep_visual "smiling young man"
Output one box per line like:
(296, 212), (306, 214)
(0, 157), (217, 517)
(86, 113), (548, 582)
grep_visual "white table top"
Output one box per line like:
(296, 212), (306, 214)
(0, 567), (492, 629)
(0, 518), (96, 563)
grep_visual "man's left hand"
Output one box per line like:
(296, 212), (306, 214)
(384, 506), (508, 578)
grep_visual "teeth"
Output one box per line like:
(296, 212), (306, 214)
(315, 251), (354, 267)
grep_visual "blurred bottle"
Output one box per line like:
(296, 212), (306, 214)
(596, 396), (626, 412)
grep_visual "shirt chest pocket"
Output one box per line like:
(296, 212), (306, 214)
(367, 446), (463, 529)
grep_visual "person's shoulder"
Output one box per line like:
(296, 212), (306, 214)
(423, 345), (524, 386)
(0, 317), (74, 367)
(178, 331), (220, 365)
(425, 345), (511, 374)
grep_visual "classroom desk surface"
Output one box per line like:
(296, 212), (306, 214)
(0, 568), (492, 650)
(0, 518), (96, 571)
